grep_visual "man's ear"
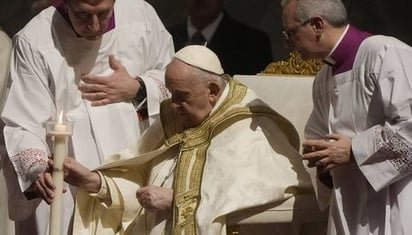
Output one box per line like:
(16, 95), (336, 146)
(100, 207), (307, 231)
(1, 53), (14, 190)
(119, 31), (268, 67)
(311, 17), (324, 34)
(208, 82), (220, 103)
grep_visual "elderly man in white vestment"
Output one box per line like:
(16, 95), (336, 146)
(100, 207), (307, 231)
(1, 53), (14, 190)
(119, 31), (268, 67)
(57, 45), (313, 234)
(282, 0), (412, 234)
(0, 0), (174, 234)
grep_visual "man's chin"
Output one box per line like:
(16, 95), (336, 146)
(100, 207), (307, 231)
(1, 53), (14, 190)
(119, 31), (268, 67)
(179, 117), (195, 129)
(78, 32), (102, 41)
(297, 50), (313, 60)
(84, 35), (102, 41)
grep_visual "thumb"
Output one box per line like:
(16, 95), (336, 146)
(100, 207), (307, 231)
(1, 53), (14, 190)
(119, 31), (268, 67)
(108, 55), (122, 71)
(326, 133), (341, 140)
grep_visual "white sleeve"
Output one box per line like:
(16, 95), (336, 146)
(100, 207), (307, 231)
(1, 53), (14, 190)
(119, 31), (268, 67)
(353, 41), (412, 191)
(1, 35), (54, 191)
(138, 2), (174, 124)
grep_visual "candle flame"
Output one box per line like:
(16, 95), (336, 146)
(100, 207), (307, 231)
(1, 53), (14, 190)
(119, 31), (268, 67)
(58, 111), (64, 124)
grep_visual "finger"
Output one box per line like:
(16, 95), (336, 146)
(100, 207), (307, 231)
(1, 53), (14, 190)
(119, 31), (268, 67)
(303, 140), (328, 151)
(136, 188), (145, 198)
(303, 150), (324, 160)
(137, 195), (150, 207)
(326, 133), (341, 141)
(81, 74), (110, 85)
(63, 160), (71, 177)
(81, 92), (107, 101)
(43, 173), (57, 198)
(34, 180), (46, 198)
(79, 82), (107, 93)
(108, 55), (122, 71)
(140, 197), (155, 210)
(91, 98), (111, 107)
(63, 169), (69, 178)
(44, 172), (56, 189)
(35, 180), (53, 204)
(302, 145), (316, 154)
(48, 159), (54, 171)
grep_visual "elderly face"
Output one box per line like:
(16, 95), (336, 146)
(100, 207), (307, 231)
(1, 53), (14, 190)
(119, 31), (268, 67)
(282, 1), (318, 59)
(66, 0), (114, 40)
(165, 59), (216, 129)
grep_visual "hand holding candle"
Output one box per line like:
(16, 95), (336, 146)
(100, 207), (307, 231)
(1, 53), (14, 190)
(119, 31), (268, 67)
(46, 112), (73, 235)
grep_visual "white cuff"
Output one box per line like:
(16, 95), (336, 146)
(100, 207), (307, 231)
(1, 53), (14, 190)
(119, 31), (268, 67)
(88, 171), (109, 200)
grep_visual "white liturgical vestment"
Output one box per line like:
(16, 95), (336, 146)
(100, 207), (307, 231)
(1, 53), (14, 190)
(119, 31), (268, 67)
(306, 25), (412, 235)
(73, 77), (313, 235)
(1, 0), (174, 234)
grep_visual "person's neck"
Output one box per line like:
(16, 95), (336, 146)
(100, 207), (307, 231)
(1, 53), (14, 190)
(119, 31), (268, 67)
(322, 25), (348, 57)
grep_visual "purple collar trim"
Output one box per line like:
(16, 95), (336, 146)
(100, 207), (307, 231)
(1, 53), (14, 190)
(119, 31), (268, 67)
(53, 0), (115, 37)
(329, 25), (371, 75)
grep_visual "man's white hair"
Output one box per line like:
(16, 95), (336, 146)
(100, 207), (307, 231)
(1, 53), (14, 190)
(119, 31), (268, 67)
(282, 0), (347, 27)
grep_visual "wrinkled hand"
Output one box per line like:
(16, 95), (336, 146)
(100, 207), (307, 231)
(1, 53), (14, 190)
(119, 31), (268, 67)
(79, 55), (140, 106)
(302, 133), (352, 173)
(32, 166), (63, 204)
(136, 186), (173, 213)
(62, 158), (101, 193)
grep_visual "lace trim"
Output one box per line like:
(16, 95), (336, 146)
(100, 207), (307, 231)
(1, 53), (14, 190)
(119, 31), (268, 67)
(375, 127), (412, 174)
(153, 77), (171, 101)
(10, 148), (48, 177)
(374, 127), (385, 149)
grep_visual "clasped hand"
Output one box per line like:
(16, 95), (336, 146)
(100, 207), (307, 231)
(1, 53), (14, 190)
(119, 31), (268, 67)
(31, 157), (100, 204)
(136, 186), (173, 213)
(302, 133), (353, 173)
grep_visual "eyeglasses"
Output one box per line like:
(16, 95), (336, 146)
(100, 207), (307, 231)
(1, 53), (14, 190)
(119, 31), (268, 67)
(282, 18), (312, 42)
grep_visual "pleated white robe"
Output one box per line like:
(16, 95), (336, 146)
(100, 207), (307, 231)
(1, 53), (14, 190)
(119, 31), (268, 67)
(1, 0), (174, 234)
(306, 26), (412, 235)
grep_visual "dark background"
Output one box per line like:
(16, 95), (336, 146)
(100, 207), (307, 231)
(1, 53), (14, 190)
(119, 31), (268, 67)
(1, 0), (411, 61)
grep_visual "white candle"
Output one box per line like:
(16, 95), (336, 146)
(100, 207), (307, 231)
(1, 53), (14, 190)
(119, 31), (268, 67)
(54, 123), (67, 133)
(49, 122), (67, 235)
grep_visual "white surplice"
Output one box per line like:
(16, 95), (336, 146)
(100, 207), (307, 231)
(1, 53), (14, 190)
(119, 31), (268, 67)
(1, 0), (174, 234)
(73, 78), (313, 235)
(0, 28), (14, 235)
(306, 27), (412, 235)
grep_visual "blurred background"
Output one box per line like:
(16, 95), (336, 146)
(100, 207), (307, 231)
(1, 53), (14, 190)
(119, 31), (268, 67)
(1, 0), (411, 61)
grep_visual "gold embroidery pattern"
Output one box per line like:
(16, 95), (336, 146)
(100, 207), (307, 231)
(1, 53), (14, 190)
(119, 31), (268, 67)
(170, 78), (247, 234)
(167, 78), (248, 234)
(160, 76), (298, 234)
(173, 146), (208, 235)
(171, 105), (298, 234)
(260, 51), (322, 75)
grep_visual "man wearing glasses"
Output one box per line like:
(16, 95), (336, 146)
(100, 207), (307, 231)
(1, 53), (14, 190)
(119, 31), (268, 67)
(281, 0), (412, 234)
(1, 0), (174, 234)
